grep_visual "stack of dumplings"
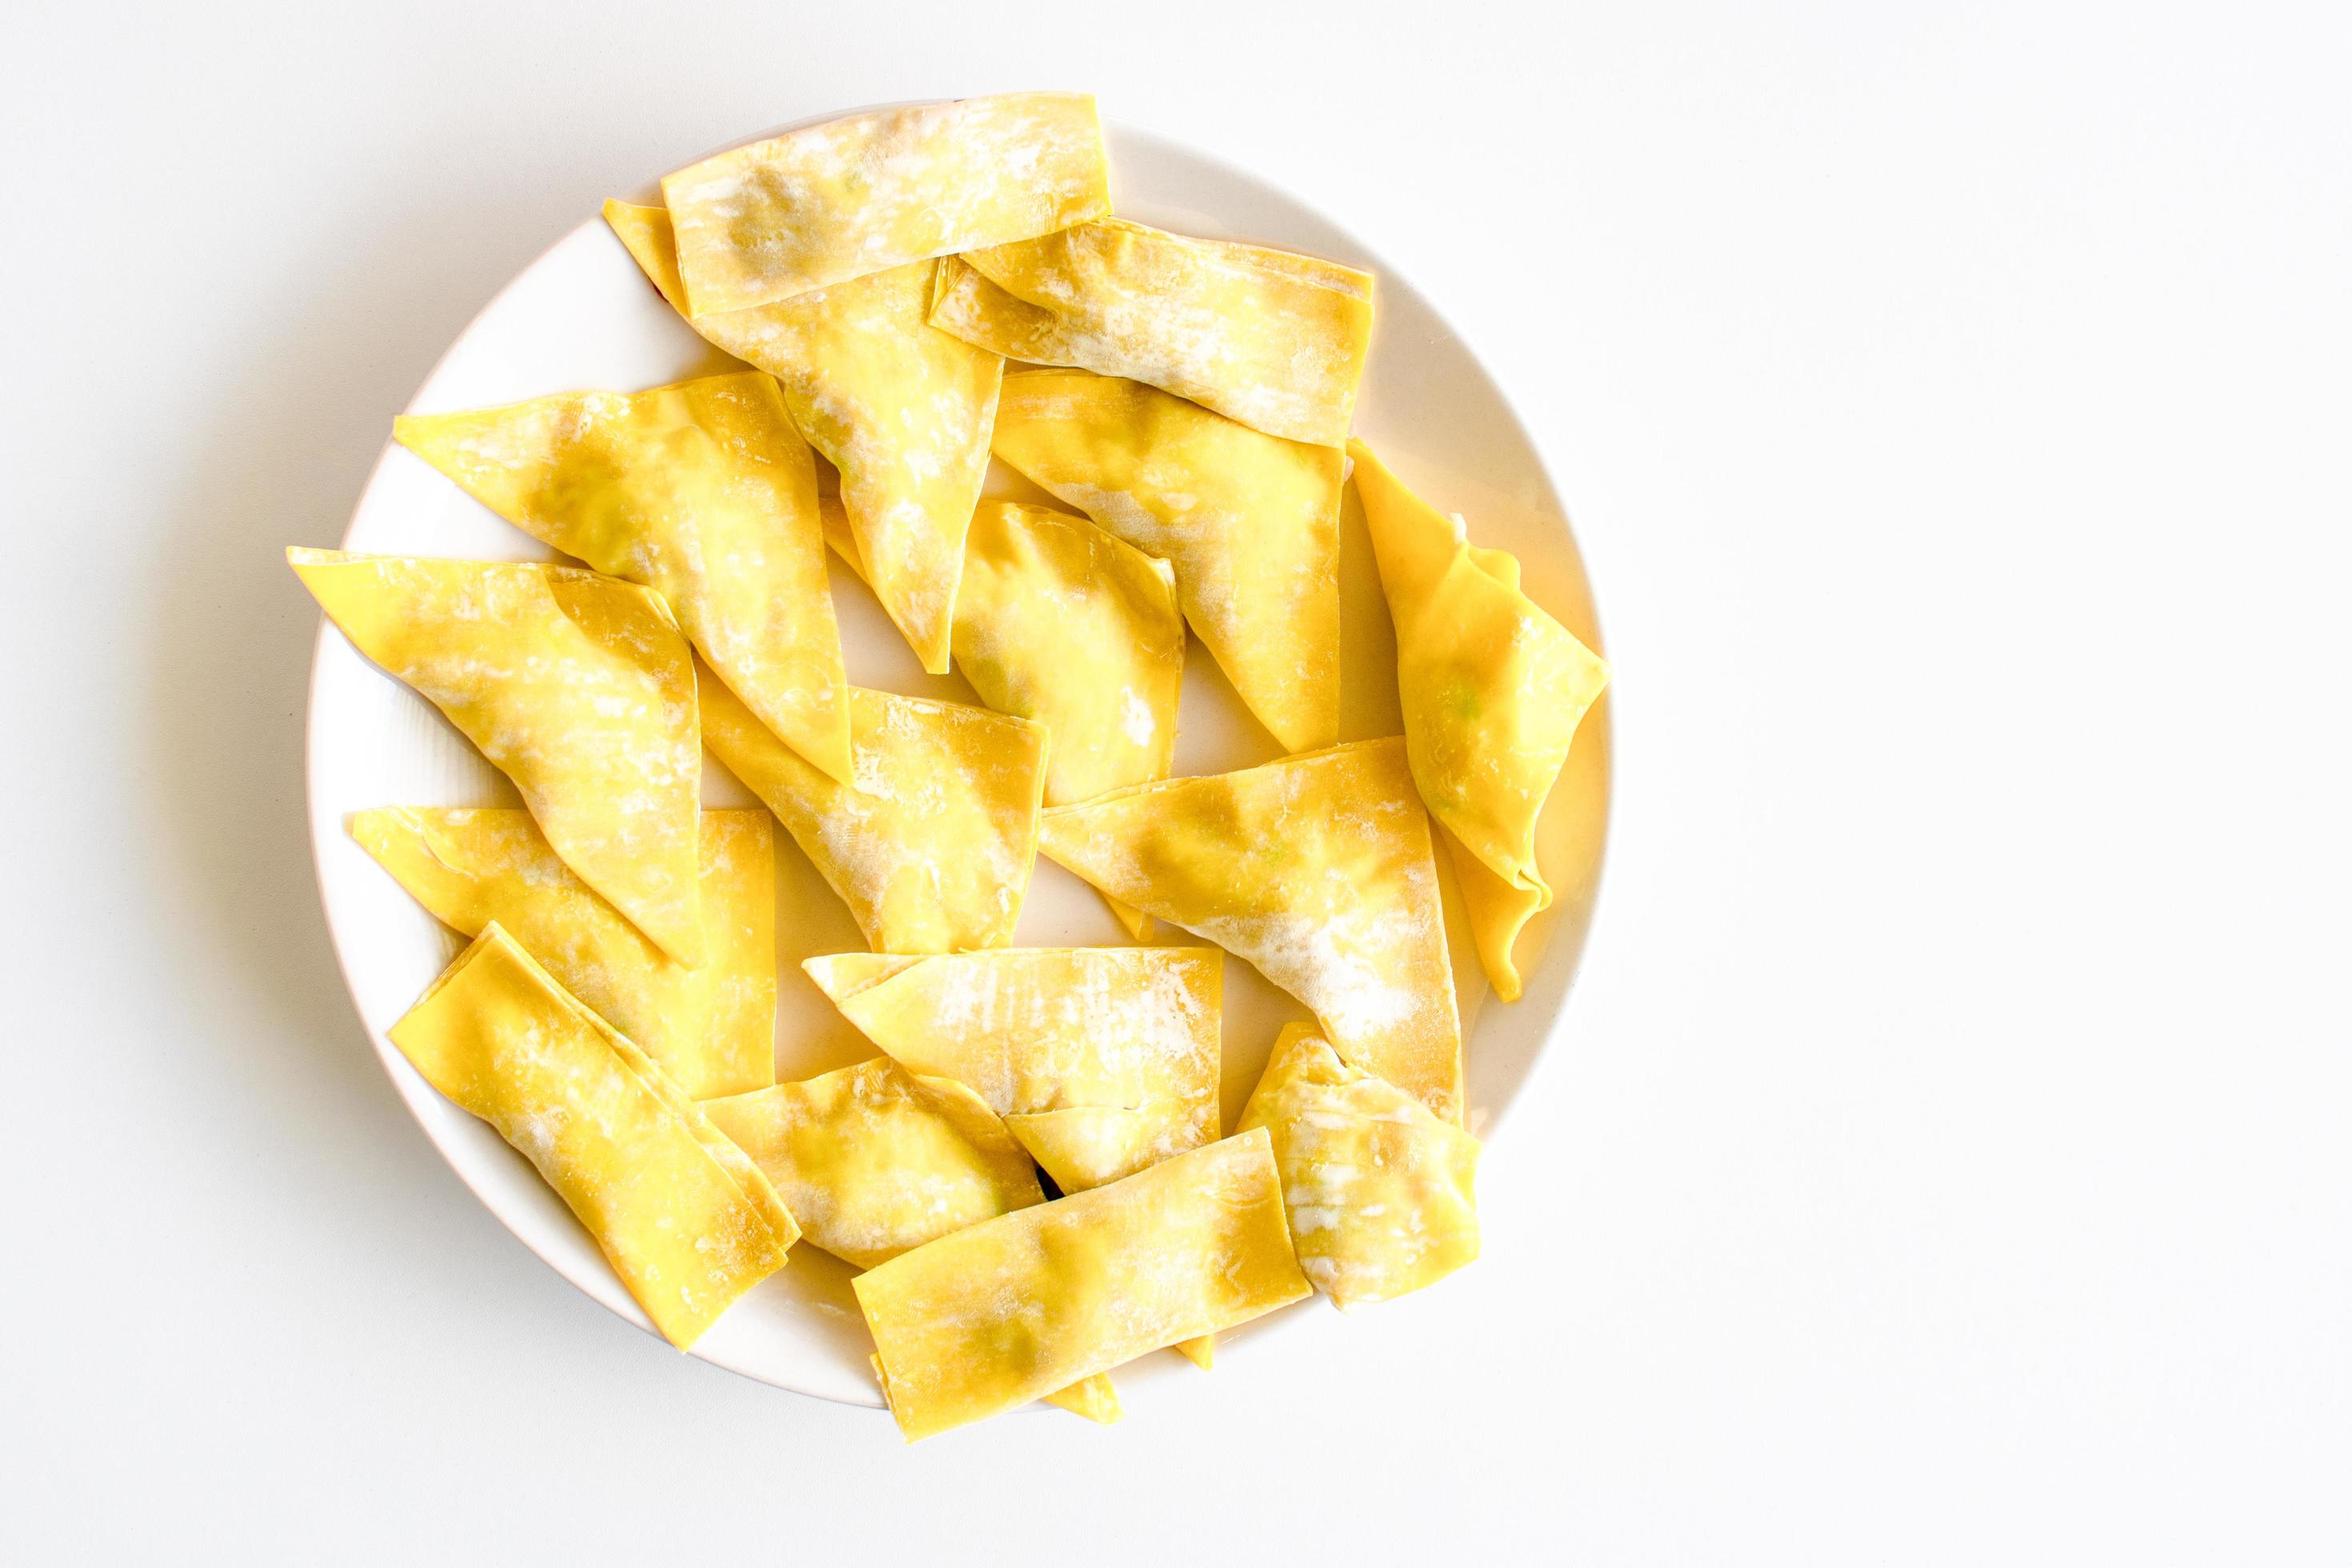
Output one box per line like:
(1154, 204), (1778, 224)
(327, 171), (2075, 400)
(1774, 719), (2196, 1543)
(294, 91), (1609, 1442)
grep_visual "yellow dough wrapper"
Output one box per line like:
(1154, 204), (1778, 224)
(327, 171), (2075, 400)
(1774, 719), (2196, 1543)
(393, 372), (851, 782)
(388, 926), (798, 1348)
(699, 671), (1046, 955)
(990, 369), (1341, 754)
(290, 550), (706, 967)
(351, 808), (777, 1099)
(1239, 1023), (1480, 1309)
(802, 946), (1221, 1193)
(660, 92), (1110, 314)
(1038, 738), (1464, 1122)
(853, 1128), (1310, 1441)
(1347, 440), (1610, 999)
(932, 217), (1373, 447)
(606, 202), (1001, 676)
(700, 1058), (1042, 1270)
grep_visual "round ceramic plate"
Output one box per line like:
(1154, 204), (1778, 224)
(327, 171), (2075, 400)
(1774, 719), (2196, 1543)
(306, 111), (1612, 1410)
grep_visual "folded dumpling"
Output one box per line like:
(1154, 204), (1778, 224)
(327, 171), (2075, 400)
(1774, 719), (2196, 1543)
(801, 947), (1221, 1193)
(352, 808), (776, 1098)
(393, 373), (851, 782)
(1038, 738), (1463, 1122)
(290, 550), (705, 966)
(1239, 1024), (1480, 1309)
(854, 1129), (1310, 1440)
(932, 217), (1374, 446)
(660, 93), (1110, 315)
(606, 201), (1002, 675)
(390, 926), (798, 1347)
(1439, 823), (1546, 1005)
(699, 670), (1046, 955)
(990, 370), (1341, 754)
(700, 1058), (1042, 1270)
(1347, 441), (1610, 995)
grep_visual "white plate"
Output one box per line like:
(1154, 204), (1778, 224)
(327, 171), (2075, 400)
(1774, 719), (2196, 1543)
(305, 112), (1613, 1410)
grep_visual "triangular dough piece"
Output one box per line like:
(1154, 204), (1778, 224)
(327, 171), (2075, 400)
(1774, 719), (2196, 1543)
(854, 1130), (1310, 1441)
(290, 550), (705, 966)
(816, 496), (1177, 938)
(802, 946), (1221, 1192)
(700, 670), (1046, 954)
(658, 92), (1110, 314)
(1349, 441), (1610, 935)
(390, 926), (797, 1348)
(1038, 738), (1464, 1122)
(701, 1058), (1042, 1270)
(1239, 1024), (1480, 1309)
(394, 373), (851, 782)
(606, 201), (1002, 675)
(990, 370), (1342, 753)
(931, 217), (1374, 446)
(1440, 822), (1545, 1005)
(354, 808), (777, 1098)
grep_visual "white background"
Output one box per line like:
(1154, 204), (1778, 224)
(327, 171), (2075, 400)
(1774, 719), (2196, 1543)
(4, 2), (2347, 1562)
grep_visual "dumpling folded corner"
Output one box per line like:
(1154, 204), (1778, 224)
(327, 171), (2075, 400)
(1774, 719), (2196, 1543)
(1038, 737), (1465, 1123)
(388, 925), (798, 1349)
(1438, 822), (1546, 1005)
(1347, 439), (1610, 998)
(852, 1128), (1311, 1441)
(351, 808), (777, 1099)
(393, 372), (852, 783)
(659, 91), (1110, 315)
(1238, 1023), (1480, 1310)
(290, 549), (706, 967)
(605, 200), (1002, 676)
(699, 1057), (1043, 1270)
(801, 946), (1222, 1194)
(931, 216), (1374, 447)
(989, 369), (1342, 754)
(699, 670), (1047, 955)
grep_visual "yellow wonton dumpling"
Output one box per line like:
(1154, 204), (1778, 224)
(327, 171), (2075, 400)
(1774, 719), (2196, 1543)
(1347, 439), (1610, 998)
(290, 550), (706, 967)
(854, 1129), (1311, 1441)
(392, 372), (851, 783)
(801, 946), (1222, 1193)
(932, 217), (1374, 447)
(699, 670), (1046, 955)
(605, 201), (1002, 676)
(990, 370), (1342, 754)
(660, 92), (1111, 314)
(389, 926), (798, 1348)
(700, 1058), (1042, 1270)
(351, 808), (777, 1099)
(1038, 737), (1465, 1122)
(1238, 1024), (1480, 1310)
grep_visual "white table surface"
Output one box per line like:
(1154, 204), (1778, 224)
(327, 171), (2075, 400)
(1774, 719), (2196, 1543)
(6, 3), (2347, 1562)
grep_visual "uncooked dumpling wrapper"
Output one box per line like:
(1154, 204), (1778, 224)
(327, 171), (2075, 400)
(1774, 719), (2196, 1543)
(606, 201), (1002, 675)
(661, 92), (1110, 314)
(700, 1057), (1042, 1270)
(1038, 737), (1464, 1122)
(1438, 822), (1546, 1005)
(394, 372), (851, 782)
(1348, 440), (1610, 945)
(699, 670), (1046, 955)
(389, 926), (797, 1349)
(290, 550), (706, 966)
(990, 369), (1340, 754)
(352, 808), (776, 1099)
(853, 1129), (1310, 1441)
(801, 946), (1221, 1193)
(1239, 1023), (1480, 1309)
(933, 217), (1374, 447)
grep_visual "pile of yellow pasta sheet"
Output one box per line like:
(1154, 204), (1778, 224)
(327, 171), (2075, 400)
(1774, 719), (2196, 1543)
(292, 92), (1608, 1442)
